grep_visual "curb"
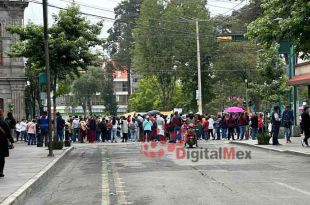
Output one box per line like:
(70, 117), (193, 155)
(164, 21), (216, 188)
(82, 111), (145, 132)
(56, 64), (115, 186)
(230, 141), (310, 157)
(1, 146), (74, 205)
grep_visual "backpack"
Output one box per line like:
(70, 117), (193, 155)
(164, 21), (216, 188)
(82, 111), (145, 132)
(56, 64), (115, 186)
(129, 122), (136, 130)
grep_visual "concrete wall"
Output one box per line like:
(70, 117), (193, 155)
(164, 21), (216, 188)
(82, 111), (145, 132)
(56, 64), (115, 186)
(0, 0), (28, 120)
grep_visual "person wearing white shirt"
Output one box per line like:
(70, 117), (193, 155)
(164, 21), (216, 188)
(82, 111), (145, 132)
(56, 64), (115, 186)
(20, 119), (27, 142)
(15, 121), (22, 141)
(208, 116), (215, 140)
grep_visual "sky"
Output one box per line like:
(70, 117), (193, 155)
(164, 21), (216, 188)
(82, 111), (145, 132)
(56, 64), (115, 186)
(24, 0), (248, 38)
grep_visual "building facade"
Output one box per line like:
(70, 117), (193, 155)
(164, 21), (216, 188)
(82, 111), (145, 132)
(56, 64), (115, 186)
(0, 0), (28, 120)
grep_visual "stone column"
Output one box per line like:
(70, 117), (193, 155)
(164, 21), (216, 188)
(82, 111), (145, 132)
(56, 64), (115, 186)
(10, 83), (25, 120)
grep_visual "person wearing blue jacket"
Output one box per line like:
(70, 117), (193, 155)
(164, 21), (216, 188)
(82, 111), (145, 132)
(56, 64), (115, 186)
(282, 105), (294, 143)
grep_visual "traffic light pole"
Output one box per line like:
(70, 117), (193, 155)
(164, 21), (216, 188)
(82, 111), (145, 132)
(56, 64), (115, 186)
(196, 19), (203, 115)
(43, 0), (53, 157)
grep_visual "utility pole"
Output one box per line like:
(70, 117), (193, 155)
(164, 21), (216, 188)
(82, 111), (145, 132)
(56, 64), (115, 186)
(196, 19), (203, 114)
(43, 0), (53, 157)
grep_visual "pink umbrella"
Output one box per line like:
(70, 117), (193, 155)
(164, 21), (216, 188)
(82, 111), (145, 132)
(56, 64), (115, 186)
(224, 106), (245, 113)
(299, 106), (304, 110)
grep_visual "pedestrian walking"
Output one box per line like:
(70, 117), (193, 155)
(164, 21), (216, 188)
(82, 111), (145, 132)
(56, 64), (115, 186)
(98, 118), (107, 142)
(220, 115), (228, 139)
(202, 118), (209, 140)
(258, 113), (264, 134)
(271, 106), (281, 145)
(238, 113), (247, 140)
(301, 106), (310, 147)
(0, 109), (15, 178)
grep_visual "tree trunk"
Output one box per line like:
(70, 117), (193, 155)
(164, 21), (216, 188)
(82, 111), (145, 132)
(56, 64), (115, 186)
(53, 75), (57, 141)
(82, 101), (87, 118)
(87, 99), (92, 116)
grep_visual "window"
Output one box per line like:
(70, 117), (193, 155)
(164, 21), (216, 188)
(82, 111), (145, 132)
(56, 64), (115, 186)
(118, 95), (128, 105)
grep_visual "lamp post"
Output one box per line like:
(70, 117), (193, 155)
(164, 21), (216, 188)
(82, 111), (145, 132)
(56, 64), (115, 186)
(43, 0), (53, 157)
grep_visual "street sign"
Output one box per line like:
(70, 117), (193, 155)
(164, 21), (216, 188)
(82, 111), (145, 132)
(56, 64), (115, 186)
(38, 73), (47, 84)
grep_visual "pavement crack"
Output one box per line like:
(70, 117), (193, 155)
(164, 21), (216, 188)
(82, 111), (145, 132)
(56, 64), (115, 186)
(191, 166), (233, 192)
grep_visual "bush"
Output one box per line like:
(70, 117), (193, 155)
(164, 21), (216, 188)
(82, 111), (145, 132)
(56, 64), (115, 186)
(52, 140), (64, 150)
(257, 132), (271, 145)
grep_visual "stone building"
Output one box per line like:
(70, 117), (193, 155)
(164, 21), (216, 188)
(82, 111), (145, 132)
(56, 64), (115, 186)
(0, 0), (28, 120)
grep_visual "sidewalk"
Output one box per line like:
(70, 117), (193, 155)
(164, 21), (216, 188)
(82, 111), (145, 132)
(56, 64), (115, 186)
(230, 137), (310, 156)
(0, 142), (72, 205)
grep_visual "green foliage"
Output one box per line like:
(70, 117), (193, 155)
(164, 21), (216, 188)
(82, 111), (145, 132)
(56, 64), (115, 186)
(6, 5), (104, 96)
(52, 140), (64, 150)
(72, 67), (101, 116)
(133, 0), (216, 111)
(128, 76), (161, 112)
(248, 45), (290, 106)
(257, 132), (271, 145)
(247, 0), (310, 59)
(101, 62), (118, 116)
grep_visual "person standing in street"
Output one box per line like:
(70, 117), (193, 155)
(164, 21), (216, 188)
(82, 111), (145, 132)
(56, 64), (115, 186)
(72, 116), (80, 142)
(143, 116), (152, 142)
(79, 118), (87, 143)
(301, 106), (310, 147)
(271, 106), (281, 145)
(38, 111), (49, 146)
(282, 105), (294, 143)
(227, 114), (236, 140)
(98, 118), (107, 142)
(56, 112), (65, 142)
(121, 117), (128, 143)
(238, 113), (247, 140)
(0, 109), (14, 178)
(20, 119), (27, 142)
(15, 121), (22, 142)
(111, 117), (118, 143)
(5, 112), (16, 141)
(250, 113), (258, 140)
(171, 112), (182, 142)
(208, 116), (215, 140)
(129, 118), (138, 142)
(27, 119), (37, 145)
(87, 116), (97, 143)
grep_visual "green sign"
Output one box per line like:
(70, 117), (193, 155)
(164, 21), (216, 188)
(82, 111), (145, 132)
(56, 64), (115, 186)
(38, 73), (47, 84)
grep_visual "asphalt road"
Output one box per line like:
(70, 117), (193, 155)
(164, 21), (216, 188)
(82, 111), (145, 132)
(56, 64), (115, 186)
(24, 140), (310, 205)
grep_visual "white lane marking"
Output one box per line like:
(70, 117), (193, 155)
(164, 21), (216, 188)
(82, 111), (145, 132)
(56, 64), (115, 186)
(276, 182), (310, 196)
(102, 149), (110, 205)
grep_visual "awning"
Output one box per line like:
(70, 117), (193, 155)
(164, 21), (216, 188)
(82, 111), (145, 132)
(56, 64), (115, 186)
(288, 74), (310, 86)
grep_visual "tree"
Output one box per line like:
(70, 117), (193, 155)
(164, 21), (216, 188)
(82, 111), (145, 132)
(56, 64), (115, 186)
(247, 0), (310, 59)
(128, 76), (161, 111)
(248, 45), (291, 107)
(105, 0), (143, 99)
(102, 62), (118, 116)
(133, 0), (216, 111)
(72, 67), (101, 117)
(7, 5), (103, 117)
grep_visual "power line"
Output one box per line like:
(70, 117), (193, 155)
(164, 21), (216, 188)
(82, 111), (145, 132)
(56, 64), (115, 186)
(57, 0), (115, 13)
(28, 0), (116, 21)
(220, 0), (245, 15)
